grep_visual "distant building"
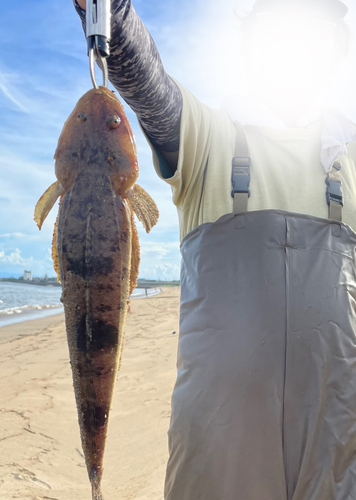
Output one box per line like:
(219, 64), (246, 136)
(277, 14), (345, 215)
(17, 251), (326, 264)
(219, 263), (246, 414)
(23, 270), (33, 281)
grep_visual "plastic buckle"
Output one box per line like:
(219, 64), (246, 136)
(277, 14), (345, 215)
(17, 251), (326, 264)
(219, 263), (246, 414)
(326, 178), (343, 207)
(231, 157), (251, 198)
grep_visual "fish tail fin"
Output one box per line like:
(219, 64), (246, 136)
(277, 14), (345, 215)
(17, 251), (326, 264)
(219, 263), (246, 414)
(91, 468), (104, 500)
(92, 488), (104, 500)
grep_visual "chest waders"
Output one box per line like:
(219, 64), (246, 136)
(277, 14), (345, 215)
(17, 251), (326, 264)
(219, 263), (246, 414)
(164, 123), (356, 500)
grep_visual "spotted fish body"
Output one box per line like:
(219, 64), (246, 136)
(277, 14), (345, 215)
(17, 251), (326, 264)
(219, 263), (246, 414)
(35, 87), (159, 499)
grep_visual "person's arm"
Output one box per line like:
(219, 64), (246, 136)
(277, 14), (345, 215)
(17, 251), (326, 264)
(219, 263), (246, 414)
(74, 0), (181, 174)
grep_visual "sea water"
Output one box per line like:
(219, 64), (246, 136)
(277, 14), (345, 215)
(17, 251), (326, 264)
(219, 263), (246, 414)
(0, 281), (62, 316)
(0, 281), (63, 328)
(0, 281), (161, 328)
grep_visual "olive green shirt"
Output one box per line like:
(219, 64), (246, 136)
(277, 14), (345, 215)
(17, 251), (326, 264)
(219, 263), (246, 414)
(148, 83), (356, 240)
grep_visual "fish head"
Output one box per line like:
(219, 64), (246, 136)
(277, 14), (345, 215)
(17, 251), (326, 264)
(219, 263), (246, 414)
(55, 87), (139, 194)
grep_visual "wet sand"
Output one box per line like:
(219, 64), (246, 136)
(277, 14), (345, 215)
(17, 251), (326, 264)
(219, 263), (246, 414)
(0, 287), (180, 500)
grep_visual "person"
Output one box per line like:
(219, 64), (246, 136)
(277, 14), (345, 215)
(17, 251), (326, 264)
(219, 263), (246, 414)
(74, 1), (356, 499)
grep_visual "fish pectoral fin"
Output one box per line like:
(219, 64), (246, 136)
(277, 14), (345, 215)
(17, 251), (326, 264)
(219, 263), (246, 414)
(127, 184), (159, 233)
(34, 181), (64, 230)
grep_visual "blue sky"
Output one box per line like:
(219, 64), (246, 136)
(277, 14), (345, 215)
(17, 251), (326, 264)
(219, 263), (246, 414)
(1, 0), (356, 280)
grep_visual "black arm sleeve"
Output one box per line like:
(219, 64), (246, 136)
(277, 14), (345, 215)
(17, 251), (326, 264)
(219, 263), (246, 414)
(74, 0), (182, 153)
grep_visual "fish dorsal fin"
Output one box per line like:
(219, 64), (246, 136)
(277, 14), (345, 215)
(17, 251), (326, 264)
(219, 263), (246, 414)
(127, 184), (159, 233)
(34, 181), (64, 230)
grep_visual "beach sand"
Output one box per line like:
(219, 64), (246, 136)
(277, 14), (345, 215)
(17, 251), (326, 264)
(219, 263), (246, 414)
(0, 287), (180, 500)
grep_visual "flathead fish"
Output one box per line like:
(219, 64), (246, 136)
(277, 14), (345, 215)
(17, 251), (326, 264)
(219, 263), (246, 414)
(34, 87), (159, 499)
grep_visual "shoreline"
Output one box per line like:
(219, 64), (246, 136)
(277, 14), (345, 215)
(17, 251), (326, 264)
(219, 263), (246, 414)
(0, 287), (163, 329)
(0, 278), (61, 287)
(0, 306), (64, 329)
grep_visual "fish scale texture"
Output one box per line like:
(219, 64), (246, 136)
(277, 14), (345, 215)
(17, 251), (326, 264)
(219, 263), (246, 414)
(58, 171), (132, 495)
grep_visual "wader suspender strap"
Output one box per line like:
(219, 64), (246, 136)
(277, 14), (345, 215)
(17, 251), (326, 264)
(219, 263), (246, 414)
(326, 161), (343, 222)
(232, 122), (251, 215)
(231, 123), (344, 221)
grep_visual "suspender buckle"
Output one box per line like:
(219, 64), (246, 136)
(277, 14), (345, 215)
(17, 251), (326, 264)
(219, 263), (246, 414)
(326, 178), (343, 207)
(231, 157), (251, 198)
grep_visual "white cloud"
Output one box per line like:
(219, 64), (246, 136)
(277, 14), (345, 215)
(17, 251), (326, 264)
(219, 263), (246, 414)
(137, 240), (181, 280)
(140, 263), (181, 281)
(140, 241), (180, 258)
(0, 72), (28, 113)
(0, 233), (27, 238)
(0, 248), (34, 267)
(0, 247), (55, 278)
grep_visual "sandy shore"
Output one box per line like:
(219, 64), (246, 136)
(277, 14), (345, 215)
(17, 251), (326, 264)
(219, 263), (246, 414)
(0, 287), (180, 500)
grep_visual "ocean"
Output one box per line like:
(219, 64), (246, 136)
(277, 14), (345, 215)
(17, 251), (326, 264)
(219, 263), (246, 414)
(0, 281), (161, 328)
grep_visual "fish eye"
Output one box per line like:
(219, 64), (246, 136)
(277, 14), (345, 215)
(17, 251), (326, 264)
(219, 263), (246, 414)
(107, 115), (121, 129)
(77, 112), (87, 123)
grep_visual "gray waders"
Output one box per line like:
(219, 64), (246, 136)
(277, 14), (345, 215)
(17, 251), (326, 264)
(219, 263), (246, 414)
(164, 123), (356, 500)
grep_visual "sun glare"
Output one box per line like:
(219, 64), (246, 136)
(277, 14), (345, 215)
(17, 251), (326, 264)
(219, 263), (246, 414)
(245, 12), (338, 106)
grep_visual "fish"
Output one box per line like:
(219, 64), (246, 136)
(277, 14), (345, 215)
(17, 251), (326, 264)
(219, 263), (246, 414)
(34, 87), (159, 500)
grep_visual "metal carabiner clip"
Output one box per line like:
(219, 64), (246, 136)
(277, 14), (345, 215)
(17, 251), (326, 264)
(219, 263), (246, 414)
(86, 0), (111, 89)
(89, 48), (108, 89)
